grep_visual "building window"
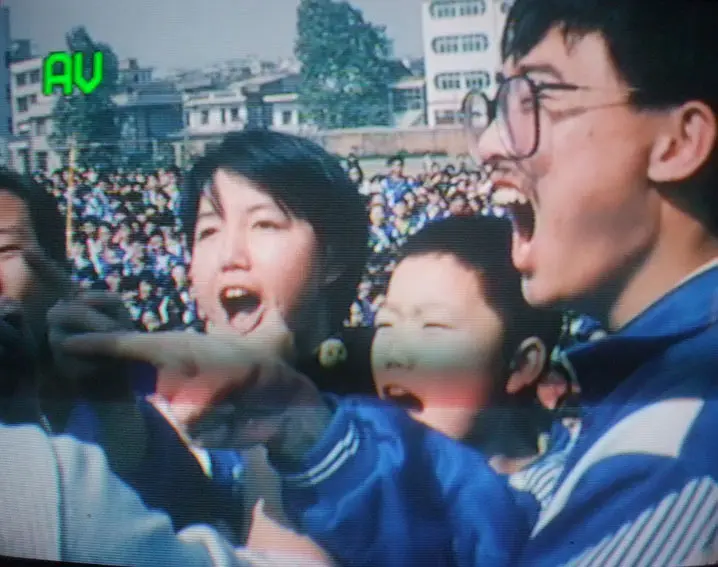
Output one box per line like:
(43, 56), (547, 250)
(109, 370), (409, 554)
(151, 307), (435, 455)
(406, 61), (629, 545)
(392, 88), (425, 113)
(29, 70), (41, 84)
(16, 96), (28, 113)
(29, 94), (37, 104)
(459, 1), (485, 16)
(430, 0), (485, 18)
(500, 0), (513, 14)
(462, 33), (489, 52)
(220, 108), (227, 124)
(432, 36), (459, 54)
(433, 33), (488, 54)
(230, 107), (240, 121)
(281, 110), (293, 125)
(429, 1), (456, 18)
(434, 110), (457, 125)
(18, 149), (30, 173)
(184, 112), (190, 127)
(435, 73), (462, 90)
(35, 118), (47, 135)
(200, 110), (209, 125)
(35, 151), (48, 173)
(464, 70), (491, 90)
(15, 72), (26, 87)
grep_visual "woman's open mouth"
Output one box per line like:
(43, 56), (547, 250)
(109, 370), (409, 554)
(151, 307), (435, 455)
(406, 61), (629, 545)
(219, 287), (265, 335)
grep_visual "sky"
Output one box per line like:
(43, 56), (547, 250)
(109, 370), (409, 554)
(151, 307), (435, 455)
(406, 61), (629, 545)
(5, 0), (425, 73)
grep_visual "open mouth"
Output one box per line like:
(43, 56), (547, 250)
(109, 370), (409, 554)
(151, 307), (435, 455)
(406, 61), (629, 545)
(219, 287), (265, 334)
(492, 187), (536, 241)
(383, 384), (424, 413)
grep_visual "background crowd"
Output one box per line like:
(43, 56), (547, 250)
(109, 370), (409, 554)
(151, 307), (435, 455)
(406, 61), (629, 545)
(31, 154), (601, 344)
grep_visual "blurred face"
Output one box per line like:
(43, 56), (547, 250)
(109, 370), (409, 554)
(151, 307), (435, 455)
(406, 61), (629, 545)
(190, 170), (327, 336)
(149, 234), (163, 250)
(393, 201), (407, 218)
(372, 253), (505, 440)
(369, 205), (385, 226)
(106, 272), (121, 292)
(476, 29), (664, 310)
(0, 191), (60, 338)
(390, 161), (403, 177)
(449, 195), (470, 216)
(141, 311), (161, 332)
(171, 264), (187, 286)
(138, 280), (153, 299)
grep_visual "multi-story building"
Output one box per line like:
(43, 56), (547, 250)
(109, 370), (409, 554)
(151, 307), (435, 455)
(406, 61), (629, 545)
(422, 0), (512, 127)
(0, 4), (11, 164)
(7, 53), (183, 173)
(7, 50), (57, 172)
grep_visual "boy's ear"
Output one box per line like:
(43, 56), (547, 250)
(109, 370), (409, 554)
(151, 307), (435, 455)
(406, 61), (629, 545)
(505, 337), (547, 395)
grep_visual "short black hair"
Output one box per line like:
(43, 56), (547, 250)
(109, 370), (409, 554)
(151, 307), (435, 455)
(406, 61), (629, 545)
(502, 0), (718, 231)
(398, 215), (562, 457)
(399, 215), (562, 371)
(180, 129), (369, 331)
(0, 168), (67, 269)
(387, 155), (404, 167)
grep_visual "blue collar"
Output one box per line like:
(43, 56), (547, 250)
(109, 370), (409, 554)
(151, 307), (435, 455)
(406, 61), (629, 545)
(565, 266), (718, 403)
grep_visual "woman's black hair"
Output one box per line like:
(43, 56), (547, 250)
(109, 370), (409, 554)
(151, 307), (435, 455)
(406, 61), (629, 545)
(398, 215), (562, 457)
(0, 168), (68, 269)
(180, 129), (369, 331)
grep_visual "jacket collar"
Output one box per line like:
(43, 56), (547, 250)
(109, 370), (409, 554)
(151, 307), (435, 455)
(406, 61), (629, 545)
(565, 262), (718, 403)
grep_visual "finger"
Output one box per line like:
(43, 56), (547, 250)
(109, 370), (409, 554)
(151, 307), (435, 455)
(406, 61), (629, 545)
(75, 291), (133, 327)
(246, 305), (295, 363)
(22, 246), (76, 300)
(48, 301), (126, 336)
(61, 331), (181, 366)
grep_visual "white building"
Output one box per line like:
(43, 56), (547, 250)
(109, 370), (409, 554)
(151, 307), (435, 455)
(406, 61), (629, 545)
(0, 5), (13, 164)
(7, 53), (183, 173)
(8, 54), (58, 172)
(422, 0), (512, 127)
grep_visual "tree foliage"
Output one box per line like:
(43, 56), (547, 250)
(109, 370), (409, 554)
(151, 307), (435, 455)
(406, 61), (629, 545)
(295, 0), (394, 129)
(50, 26), (121, 169)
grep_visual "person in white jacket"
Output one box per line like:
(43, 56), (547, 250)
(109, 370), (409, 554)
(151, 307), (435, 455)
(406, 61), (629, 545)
(0, 421), (324, 567)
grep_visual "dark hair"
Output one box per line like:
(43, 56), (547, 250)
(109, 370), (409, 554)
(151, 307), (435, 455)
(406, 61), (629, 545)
(387, 155), (404, 167)
(502, 0), (718, 230)
(398, 216), (561, 457)
(180, 129), (369, 331)
(0, 168), (67, 269)
(347, 165), (364, 186)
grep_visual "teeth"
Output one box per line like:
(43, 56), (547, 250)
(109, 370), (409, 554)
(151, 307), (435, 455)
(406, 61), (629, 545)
(224, 288), (248, 299)
(492, 187), (529, 206)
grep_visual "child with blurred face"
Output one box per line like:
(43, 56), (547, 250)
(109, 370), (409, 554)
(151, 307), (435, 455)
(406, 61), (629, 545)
(372, 216), (560, 465)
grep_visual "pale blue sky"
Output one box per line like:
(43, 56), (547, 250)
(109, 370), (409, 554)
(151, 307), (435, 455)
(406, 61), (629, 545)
(5, 0), (425, 72)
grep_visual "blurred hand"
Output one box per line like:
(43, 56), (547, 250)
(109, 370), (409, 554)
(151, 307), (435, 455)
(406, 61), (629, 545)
(24, 247), (135, 402)
(60, 308), (331, 468)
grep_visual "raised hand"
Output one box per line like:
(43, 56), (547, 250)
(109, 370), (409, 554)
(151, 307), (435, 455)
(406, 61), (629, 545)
(60, 307), (331, 466)
(24, 246), (135, 402)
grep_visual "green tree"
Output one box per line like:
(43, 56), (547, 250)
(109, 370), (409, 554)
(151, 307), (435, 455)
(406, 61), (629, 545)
(295, 0), (394, 129)
(49, 26), (121, 169)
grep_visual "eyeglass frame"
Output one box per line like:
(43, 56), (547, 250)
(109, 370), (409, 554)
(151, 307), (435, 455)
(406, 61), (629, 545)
(460, 74), (641, 161)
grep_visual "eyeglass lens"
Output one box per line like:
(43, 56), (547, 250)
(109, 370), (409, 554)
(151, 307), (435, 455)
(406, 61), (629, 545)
(501, 76), (538, 159)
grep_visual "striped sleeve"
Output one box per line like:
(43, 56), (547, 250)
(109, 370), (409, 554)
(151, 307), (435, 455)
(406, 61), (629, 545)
(565, 476), (718, 567)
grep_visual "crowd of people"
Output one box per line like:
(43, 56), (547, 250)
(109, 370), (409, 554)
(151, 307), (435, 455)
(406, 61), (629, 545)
(1, 0), (716, 565)
(32, 156), (600, 345)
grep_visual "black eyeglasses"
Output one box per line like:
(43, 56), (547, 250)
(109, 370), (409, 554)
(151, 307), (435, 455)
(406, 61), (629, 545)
(460, 75), (638, 161)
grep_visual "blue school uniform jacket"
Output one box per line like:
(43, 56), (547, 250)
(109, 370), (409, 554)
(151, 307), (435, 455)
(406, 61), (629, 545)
(277, 264), (718, 566)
